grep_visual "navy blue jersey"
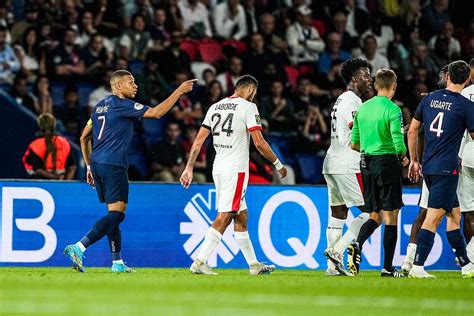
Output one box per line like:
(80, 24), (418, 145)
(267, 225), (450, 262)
(90, 95), (149, 168)
(414, 89), (474, 175)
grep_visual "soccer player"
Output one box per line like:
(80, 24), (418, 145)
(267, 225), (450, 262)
(401, 64), (449, 275)
(458, 58), (474, 262)
(322, 58), (372, 276)
(64, 70), (197, 272)
(180, 75), (287, 275)
(348, 69), (407, 277)
(407, 60), (474, 278)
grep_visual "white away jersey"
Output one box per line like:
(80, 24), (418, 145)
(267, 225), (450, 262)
(202, 96), (262, 173)
(323, 90), (362, 174)
(460, 84), (474, 167)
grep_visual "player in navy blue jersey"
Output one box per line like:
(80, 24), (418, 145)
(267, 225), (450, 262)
(64, 70), (197, 273)
(407, 60), (474, 278)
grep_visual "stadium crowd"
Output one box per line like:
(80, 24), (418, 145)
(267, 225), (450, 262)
(2, 0), (473, 183)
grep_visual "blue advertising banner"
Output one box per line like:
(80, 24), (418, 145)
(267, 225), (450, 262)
(0, 181), (458, 270)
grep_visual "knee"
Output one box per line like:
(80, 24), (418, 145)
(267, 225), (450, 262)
(370, 212), (382, 226)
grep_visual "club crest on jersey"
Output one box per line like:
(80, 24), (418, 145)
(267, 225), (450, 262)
(255, 115), (261, 124)
(134, 102), (144, 110)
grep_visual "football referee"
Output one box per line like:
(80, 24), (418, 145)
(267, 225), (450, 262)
(348, 69), (407, 277)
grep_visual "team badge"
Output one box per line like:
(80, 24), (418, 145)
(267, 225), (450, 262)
(255, 115), (261, 124)
(134, 102), (144, 110)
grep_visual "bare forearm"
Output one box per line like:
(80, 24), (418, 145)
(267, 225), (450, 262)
(80, 139), (92, 165)
(150, 91), (183, 118)
(186, 143), (204, 169)
(407, 129), (418, 162)
(255, 140), (277, 164)
(36, 169), (61, 179)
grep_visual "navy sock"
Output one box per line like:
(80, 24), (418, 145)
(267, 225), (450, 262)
(357, 219), (379, 248)
(414, 229), (435, 266)
(107, 214), (125, 261)
(80, 211), (125, 248)
(383, 225), (397, 271)
(446, 229), (470, 267)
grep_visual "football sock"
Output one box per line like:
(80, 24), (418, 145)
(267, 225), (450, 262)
(234, 231), (258, 266)
(334, 213), (369, 254)
(108, 225), (122, 261)
(326, 217), (345, 247)
(404, 243), (417, 264)
(113, 259), (124, 264)
(446, 229), (470, 267)
(467, 238), (474, 262)
(80, 211), (125, 249)
(356, 219), (379, 248)
(383, 225), (397, 271)
(196, 227), (222, 263)
(75, 242), (86, 252)
(414, 229), (435, 266)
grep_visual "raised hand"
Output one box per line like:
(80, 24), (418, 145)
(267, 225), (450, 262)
(178, 79), (198, 94)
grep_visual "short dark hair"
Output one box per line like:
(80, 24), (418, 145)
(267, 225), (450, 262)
(341, 58), (370, 85)
(235, 75), (258, 89)
(440, 64), (449, 75)
(448, 60), (470, 84)
(469, 58), (474, 68)
(375, 69), (397, 90)
(110, 70), (132, 85)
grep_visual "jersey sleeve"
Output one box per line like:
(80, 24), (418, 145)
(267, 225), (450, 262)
(466, 100), (474, 133)
(340, 99), (358, 129)
(201, 108), (212, 130)
(413, 97), (426, 122)
(351, 112), (360, 145)
(115, 99), (150, 118)
(246, 103), (262, 132)
(389, 105), (406, 155)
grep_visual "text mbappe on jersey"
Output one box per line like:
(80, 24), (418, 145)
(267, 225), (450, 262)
(215, 103), (237, 111)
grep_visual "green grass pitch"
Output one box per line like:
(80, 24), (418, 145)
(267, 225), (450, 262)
(1, 267), (473, 315)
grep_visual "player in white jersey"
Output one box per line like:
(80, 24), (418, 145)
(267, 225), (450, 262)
(458, 58), (474, 262)
(322, 58), (373, 276)
(180, 75), (287, 275)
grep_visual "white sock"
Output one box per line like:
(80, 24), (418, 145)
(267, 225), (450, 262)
(333, 213), (369, 254)
(405, 243), (417, 264)
(113, 259), (124, 264)
(467, 239), (474, 263)
(75, 242), (86, 252)
(234, 231), (258, 267)
(326, 216), (345, 248)
(327, 260), (336, 271)
(197, 227), (222, 263)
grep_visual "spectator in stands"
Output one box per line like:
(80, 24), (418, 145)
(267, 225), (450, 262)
(178, 0), (213, 39)
(409, 41), (438, 78)
(318, 32), (351, 74)
(61, 0), (81, 31)
(259, 13), (289, 56)
(291, 74), (318, 125)
(135, 51), (170, 106)
(314, 59), (346, 100)
(420, 0), (451, 40)
(429, 35), (450, 75)
(38, 22), (59, 53)
(361, 35), (389, 76)
(395, 0), (422, 46)
(341, 0), (369, 38)
(88, 69), (113, 114)
(164, 0), (184, 33)
(249, 143), (274, 184)
(55, 85), (87, 142)
(22, 113), (76, 180)
(75, 10), (97, 48)
(213, 0), (248, 41)
(0, 25), (20, 84)
(149, 122), (186, 182)
(428, 21), (460, 58)
(82, 33), (110, 83)
(149, 7), (171, 51)
(260, 79), (295, 133)
(123, 0), (154, 28)
(113, 56), (129, 71)
(170, 71), (203, 129)
(330, 11), (357, 52)
(202, 68), (217, 87)
(360, 15), (394, 56)
(50, 27), (86, 82)
(216, 56), (243, 95)
(10, 3), (38, 43)
(242, 0), (259, 36)
(13, 26), (45, 83)
(201, 79), (224, 113)
(94, 0), (123, 39)
(242, 33), (276, 83)
(0, 3), (12, 44)
(297, 105), (328, 156)
(181, 125), (207, 183)
(33, 75), (53, 114)
(9, 73), (39, 114)
(156, 31), (192, 82)
(118, 13), (153, 61)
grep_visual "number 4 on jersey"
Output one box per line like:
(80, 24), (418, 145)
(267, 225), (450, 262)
(429, 112), (444, 137)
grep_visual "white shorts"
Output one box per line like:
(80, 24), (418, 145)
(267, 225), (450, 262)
(324, 173), (364, 208)
(457, 165), (474, 212)
(419, 180), (429, 209)
(213, 171), (248, 213)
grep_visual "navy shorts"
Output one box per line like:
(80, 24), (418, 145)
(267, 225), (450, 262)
(424, 174), (459, 213)
(90, 163), (129, 204)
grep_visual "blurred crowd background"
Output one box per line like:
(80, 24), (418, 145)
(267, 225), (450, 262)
(1, 0), (473, 184)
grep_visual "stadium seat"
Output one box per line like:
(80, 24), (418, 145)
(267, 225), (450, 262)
(197, 39), (223, 64)
(222, 39), (247, 55)
(142, 116), (167, 144)
(295, 154), (324, 184)
(128, 134), (149, 180)
(129, 60), (145, 75)
(0, 83), (11, 93)
(180, 40), (198, 61)
(77, 84), (95, 107)
(51, 83), (65, 107)
(284, 66), (299, 88)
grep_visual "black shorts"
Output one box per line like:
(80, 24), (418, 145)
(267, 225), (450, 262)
(90, 163), (129, 204)
(424, 174), (459, 213)
(361, 155), (404, 212)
